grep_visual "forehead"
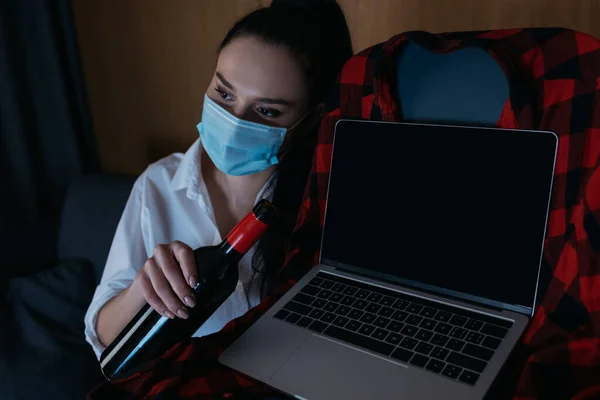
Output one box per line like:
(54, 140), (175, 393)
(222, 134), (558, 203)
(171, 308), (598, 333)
(216, 36), (308, 102)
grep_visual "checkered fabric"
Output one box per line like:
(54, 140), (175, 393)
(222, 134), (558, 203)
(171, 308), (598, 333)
(88, 28), (600, 400)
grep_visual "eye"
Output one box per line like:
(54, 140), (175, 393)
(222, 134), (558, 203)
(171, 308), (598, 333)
(214, 87), (233, 102)
(256, 107), (282, 118)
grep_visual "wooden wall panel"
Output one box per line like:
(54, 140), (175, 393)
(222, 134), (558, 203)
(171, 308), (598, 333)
(71, 0), (600, 175)
(340, 0), (600, 54)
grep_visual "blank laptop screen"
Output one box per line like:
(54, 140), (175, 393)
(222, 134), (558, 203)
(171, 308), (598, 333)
(320, 121), (557, 311)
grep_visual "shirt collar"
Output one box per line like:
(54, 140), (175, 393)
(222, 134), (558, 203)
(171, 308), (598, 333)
(170, 138), (202, 196)
(374, 31), (534, 129)
(170, 138), (279, 202)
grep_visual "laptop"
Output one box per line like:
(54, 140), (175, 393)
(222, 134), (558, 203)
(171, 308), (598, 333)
(219, 120), (558, 400)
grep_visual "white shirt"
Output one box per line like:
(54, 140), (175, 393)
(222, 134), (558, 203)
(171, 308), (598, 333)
(84, 138), (276, 359)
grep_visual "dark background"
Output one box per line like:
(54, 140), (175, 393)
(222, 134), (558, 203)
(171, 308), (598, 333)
(0, 0), (98, 277)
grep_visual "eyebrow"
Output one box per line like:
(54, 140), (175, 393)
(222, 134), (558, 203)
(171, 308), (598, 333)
(256, 97), (292, 106)
(216, 72), (294, 106)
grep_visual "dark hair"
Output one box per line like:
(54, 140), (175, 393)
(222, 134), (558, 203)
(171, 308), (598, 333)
(219, 0), (353, 300)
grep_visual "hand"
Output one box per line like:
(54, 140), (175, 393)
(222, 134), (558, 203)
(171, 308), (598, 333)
(134, 241), (198, 319)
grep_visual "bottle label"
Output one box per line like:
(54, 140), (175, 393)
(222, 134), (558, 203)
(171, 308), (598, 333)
(226, 212), (268, 254)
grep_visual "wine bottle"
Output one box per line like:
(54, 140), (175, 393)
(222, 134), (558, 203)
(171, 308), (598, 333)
(99, 199), (278, 381)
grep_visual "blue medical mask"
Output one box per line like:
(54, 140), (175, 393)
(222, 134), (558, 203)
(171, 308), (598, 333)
(198, 94), (303, 176)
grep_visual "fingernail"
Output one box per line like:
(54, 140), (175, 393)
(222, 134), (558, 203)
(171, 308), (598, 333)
(177, 308), (189, 319)
(189, 275), (198, 288)
(164, 310), (175, 319)
(184, 295), (196, 308)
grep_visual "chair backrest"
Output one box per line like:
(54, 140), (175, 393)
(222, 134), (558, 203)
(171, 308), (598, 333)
(396, 40), (509, 125)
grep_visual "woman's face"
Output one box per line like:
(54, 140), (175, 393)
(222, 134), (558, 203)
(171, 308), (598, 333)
(206, 36), (311, 129)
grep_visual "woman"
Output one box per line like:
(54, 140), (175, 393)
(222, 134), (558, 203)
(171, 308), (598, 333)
(84, 0), (353, 357)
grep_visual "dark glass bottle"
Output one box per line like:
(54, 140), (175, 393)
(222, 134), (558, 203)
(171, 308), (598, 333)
(99, 199), (278, 381)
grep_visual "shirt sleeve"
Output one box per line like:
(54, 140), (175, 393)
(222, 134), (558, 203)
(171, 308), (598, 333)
(84, 173), (149, 359)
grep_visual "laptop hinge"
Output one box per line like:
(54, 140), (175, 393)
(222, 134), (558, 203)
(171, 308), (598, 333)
(322, 259), (533, 316)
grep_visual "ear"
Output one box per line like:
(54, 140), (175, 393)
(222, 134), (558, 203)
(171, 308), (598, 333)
(277, 104), (325, 161)
(314, 102), (325, 120)
(316, 102), (325, 117)
(304, 102), (326, 133)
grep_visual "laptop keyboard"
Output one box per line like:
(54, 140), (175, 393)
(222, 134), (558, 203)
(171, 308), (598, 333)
(274, 272), (513, 386)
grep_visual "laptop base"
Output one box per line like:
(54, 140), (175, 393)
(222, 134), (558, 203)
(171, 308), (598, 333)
(219, 264), (528, 400)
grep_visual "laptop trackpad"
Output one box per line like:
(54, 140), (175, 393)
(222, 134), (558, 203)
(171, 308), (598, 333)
(271, 335), (411, 399)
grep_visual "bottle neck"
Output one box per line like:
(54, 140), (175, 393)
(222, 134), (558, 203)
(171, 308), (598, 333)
(219, 211), (269, 257)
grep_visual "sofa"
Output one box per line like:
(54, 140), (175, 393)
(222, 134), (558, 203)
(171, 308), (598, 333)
(0, 173), (136, 400)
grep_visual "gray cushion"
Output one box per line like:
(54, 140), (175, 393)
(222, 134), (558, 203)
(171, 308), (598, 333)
(0, 259), (104, 400)
(0, 219), (58, 278)
(58, 173), (136, 284)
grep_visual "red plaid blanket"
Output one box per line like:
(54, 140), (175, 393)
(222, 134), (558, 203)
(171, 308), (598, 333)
(88, 28), (600, 400)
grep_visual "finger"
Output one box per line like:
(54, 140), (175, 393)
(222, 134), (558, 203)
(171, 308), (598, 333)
(138, 267), (173, 319)
(145, 253), (188, 319)
(171, 241), (199, 288)
(155, 243), (196, 308)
